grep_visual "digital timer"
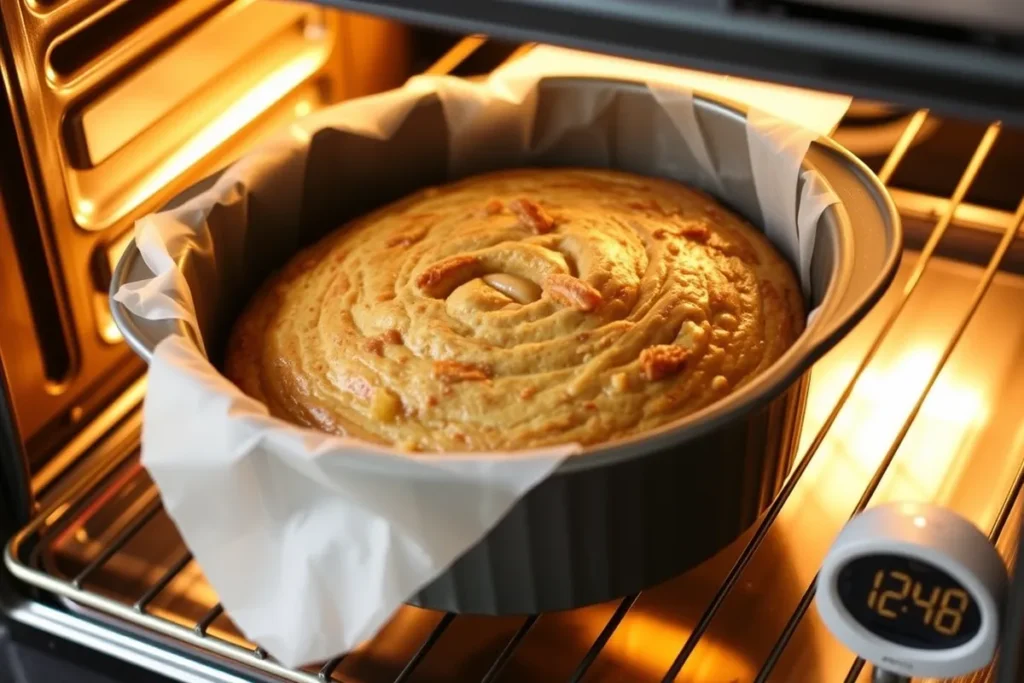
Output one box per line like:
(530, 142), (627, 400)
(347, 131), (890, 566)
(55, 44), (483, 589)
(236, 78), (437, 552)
(817, 502), (1009, 679)
(837, 554), (981, 650)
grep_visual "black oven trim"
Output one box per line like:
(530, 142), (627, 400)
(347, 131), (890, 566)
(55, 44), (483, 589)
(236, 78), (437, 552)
(314, 0), (1024, 127)
(0, 180), (34, 538)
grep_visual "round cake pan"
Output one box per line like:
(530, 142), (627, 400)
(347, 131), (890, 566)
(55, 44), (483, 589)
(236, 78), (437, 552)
(112, 77), (901, 614)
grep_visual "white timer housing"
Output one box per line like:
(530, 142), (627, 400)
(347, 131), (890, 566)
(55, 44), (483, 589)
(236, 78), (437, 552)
(817, 502), (1009, 678)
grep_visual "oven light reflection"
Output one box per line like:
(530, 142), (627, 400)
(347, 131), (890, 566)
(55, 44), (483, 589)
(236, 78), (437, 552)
(98, 50), (322, 227)
(77, 199), (95, 218)
(599, 612), (753, 681)
(800, 344), (987, 515)
(45, 503), (70, 527)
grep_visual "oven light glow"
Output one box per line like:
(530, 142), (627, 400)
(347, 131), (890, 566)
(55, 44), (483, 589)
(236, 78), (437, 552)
(849, 345), (986, 503)
(913, 516), (927, 528)
(116, 50), (322, 222)
(294, 100), (312, 117)
(795, 343), (988, 517)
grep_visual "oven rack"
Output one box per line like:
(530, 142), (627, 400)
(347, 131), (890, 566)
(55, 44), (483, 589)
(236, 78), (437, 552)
(6, 37), (1024, 683)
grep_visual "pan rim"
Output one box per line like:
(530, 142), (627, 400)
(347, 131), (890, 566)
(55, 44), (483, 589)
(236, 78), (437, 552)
(109, 78), (902, 474)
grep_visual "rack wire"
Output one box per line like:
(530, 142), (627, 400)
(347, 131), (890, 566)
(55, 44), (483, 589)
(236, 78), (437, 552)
(5, 35), (1024, 683)
(752, 197), (1024, 683)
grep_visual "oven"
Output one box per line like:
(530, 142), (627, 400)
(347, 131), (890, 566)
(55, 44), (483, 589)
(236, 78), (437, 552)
(2, 1), (1024, 682)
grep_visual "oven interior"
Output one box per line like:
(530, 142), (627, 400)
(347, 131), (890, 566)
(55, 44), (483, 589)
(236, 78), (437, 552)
(2, 1), (1024, 682)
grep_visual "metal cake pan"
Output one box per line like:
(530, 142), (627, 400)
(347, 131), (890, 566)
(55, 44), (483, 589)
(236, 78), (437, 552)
(111, 77), (901, 614)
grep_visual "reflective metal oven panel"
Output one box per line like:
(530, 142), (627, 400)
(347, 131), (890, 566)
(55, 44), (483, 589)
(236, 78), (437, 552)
(0, 0), (409, 467)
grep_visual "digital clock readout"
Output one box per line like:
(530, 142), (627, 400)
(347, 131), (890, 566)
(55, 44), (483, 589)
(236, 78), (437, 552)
(838, 554), (982, 649)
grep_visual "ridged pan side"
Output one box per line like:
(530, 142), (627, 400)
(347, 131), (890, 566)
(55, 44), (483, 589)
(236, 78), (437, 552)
(410, 376), (809, 614)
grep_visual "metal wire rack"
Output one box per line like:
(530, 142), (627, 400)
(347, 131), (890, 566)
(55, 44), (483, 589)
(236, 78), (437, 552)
(6, 36), (1024, 683)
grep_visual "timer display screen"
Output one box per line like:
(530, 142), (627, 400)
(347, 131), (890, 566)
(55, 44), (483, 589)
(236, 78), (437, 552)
(837, 554), (982, 649)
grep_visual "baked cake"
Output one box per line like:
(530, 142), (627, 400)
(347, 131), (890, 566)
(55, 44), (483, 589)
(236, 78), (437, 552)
(224, 168), (804, 452)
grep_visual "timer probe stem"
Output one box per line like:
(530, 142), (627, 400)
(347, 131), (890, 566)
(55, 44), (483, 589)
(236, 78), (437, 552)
(871, 669), (910, 683)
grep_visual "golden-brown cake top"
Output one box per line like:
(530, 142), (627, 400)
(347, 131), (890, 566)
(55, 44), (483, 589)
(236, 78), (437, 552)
(225, 168), (804, 452)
